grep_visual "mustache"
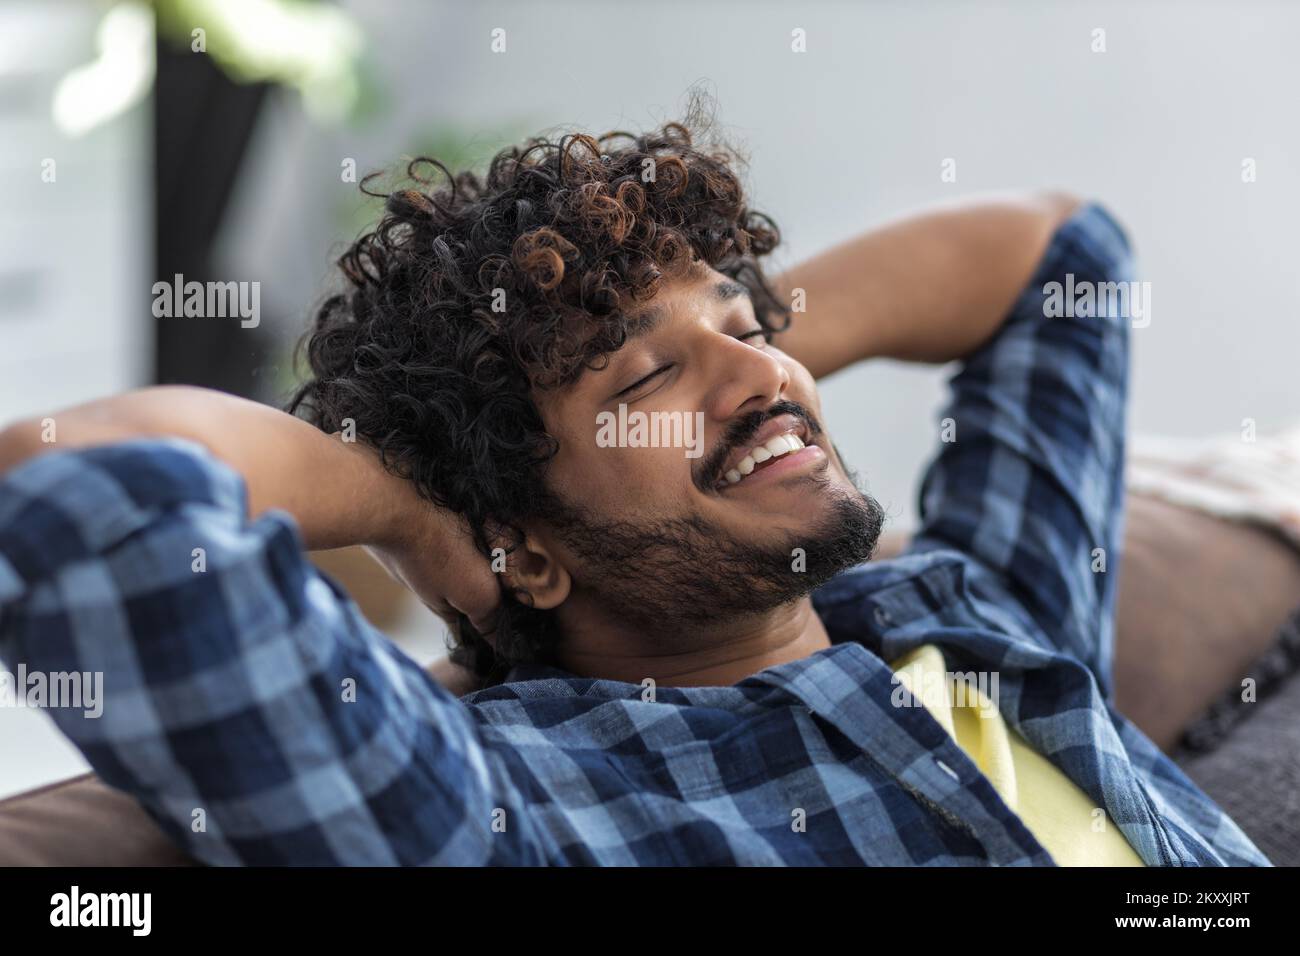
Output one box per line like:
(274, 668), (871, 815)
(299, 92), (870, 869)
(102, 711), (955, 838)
(692, 399), (825, 492)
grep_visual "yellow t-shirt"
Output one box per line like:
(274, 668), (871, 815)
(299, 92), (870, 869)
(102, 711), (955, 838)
(890, 644), (1144, 866)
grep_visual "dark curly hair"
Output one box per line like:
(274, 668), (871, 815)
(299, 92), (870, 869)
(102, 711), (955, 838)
(288, 112), (792, 686)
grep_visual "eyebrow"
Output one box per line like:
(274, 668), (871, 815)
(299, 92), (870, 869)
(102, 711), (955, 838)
(624, 279), (751, 342)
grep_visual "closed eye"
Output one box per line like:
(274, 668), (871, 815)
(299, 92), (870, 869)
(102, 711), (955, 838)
(613, 328), (763, 400)
(616, 364), (673, 398)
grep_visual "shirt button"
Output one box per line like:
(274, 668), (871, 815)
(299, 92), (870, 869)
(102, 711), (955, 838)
(873, 606), (891, 629)
(934, 758), (960, 782)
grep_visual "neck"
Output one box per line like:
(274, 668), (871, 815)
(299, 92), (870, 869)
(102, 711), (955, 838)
(555, 597), (832, 687)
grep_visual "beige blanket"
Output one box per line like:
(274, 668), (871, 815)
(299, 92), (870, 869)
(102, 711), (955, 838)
(1127, 425), (1300, 550)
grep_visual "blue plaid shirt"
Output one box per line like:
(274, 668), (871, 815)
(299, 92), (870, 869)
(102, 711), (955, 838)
(0, 204), (1269, 866)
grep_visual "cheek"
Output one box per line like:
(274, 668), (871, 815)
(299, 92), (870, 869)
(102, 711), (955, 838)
(785, 387), (825, 431)
(606, 446), (696, 496)
(776, 353), (821, 406)
(787, 364), (820, 403)
(551, 443), (695, 510)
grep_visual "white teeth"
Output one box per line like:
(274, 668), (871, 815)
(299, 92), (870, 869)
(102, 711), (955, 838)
(720, 433), (810, 489)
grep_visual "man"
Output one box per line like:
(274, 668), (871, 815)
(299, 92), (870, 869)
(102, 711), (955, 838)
(0, 120), (1269, 865)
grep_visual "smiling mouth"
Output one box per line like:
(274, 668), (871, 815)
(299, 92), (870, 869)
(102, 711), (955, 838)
(711, 418), (818, 492)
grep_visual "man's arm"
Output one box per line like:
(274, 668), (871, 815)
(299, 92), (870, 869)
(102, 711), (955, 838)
(0, 432), (541, 863)
(0, 387), (499, 630)
(771, 192), (1082, 375)
(0, 386), (410, 551)
(781, 198), (1136, 694)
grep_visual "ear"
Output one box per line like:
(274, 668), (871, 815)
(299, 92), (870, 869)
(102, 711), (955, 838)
(501, 530), (571, 611)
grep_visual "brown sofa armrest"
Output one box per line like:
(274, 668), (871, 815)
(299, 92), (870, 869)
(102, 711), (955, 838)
(1112, 494), (1300, 749)
(0, 773), (195, 866)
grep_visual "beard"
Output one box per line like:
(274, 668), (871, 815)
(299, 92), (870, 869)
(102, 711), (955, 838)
(541, 462), (884, 641)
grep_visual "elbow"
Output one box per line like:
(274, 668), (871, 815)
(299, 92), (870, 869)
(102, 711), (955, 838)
(1031, 190), (1087, 229)
(0, 418), (43, 476)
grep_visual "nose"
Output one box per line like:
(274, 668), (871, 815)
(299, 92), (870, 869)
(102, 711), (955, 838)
(703, 333), (790, 423)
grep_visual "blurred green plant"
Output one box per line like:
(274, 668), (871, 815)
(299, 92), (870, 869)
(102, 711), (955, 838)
(54, 0), (376, 136)
(155, 0), (371, 123)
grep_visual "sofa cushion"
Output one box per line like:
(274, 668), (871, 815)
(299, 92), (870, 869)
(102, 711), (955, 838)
(1174, 660), (1300, 866)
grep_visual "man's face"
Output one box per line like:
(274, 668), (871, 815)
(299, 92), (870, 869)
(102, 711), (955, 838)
(532, 262), (883, 642)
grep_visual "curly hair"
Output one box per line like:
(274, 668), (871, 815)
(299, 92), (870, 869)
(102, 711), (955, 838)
(288, 114), (792, 686)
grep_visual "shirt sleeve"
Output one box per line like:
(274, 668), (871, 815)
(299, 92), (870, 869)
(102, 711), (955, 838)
(0, 437), (548, 865)
(905, 203), (1134, 697)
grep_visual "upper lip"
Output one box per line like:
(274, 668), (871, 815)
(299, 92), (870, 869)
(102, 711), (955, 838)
(713, 413), (812, 489)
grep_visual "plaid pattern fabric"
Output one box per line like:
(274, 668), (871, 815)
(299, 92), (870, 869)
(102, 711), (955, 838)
(0, 204), (1269, 865)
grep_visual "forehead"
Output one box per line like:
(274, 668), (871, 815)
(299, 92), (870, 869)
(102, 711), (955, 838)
(623, 265), (751, 334)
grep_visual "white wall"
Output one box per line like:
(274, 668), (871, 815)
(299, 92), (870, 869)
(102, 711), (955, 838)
(0, 2), (152, 797)
(0, 3), (152, 421)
